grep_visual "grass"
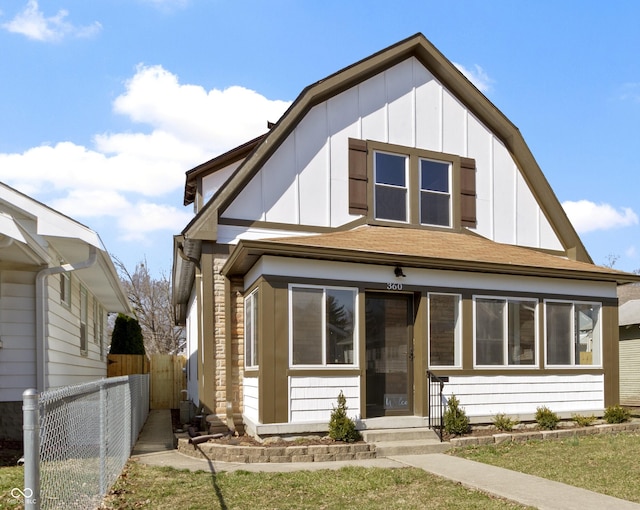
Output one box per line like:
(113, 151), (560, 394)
(99, 462), (527, 510)
(0, 466), (24, 510)
(453, 431), (640, 503)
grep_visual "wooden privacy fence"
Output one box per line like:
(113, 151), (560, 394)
(150, 354), (187, 409)
(107, 354), (149, 377)
(107, 353), (186, 409)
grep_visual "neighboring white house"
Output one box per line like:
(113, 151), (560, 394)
(173, 33), (640, 438)
(619, 298), (640, 407)
(0, 182), (130, 440)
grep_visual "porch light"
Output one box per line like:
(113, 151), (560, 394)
(394, 266), (406, 278)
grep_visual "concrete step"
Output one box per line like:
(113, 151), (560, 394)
(360, 427), (441, 443)
(374, 439), (451, 456)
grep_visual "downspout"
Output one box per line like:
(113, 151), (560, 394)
(35, 245), (98, 392)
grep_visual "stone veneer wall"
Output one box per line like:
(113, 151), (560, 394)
(208, 254), (245, 433)
(177, 437), (376, 463)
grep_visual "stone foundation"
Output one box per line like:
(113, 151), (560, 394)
(177, 436), (376, 463)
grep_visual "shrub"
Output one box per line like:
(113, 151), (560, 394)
(109, 313), (145, 355)
(492, 413), (518, 432)
(572, 413), (596, 427)
(444, 394), (470, 436)
(328, 391), (361, 443)
(604, 405), (631, 424)
(535, 406), (559, 430)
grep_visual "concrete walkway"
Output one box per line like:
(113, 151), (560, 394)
(131, 410), (640, 509)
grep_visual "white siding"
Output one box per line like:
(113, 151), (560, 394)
(289, 376), (360, 423)
(445, 374), (604, 418)
(202, 161), (240, 206)
(620, 338), (640, 406)
(243, 376), (259, 423)
(221, 57), (564, 252)
(45, 272), (106, 389)
(246, 256), (617, 301)
(0, 271), (36, 401)
(186, 289), (199, 405)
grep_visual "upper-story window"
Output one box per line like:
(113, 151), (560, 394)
(374, 152), (408, 222)
(420, 159), (451, 227)
(350, 139), (475, 229)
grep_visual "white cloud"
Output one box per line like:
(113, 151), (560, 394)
(2, 0), (101, 42)
(562, 200), (639, 233)
(454, 63), (493, 93)
(0, 64), (291, 244)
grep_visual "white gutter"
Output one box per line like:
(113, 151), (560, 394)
(35, 246), (98, 392)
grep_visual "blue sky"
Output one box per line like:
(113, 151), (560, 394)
(1, 0), (640, 276)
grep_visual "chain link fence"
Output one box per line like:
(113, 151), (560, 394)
(22, 375), (149, 509)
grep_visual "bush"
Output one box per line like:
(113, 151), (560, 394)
(109, 313), (145, 355)
(492, 413), (518, 432)
(572, 413), (596, 427)
(604, 405), (631, 424)
(444, 394), (470, 436)
(328, 391), (361, 443)
(535, 406), (559, 430)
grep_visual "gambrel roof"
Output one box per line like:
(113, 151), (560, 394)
(180, 32), (590, 263)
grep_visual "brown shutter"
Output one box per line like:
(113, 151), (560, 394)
(460, 157), (476, 227)
(348, 138), (368, 215)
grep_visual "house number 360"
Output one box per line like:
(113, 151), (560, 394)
(387, 282), (403, 291)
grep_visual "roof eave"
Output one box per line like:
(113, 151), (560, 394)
(222, 239), (638, 285)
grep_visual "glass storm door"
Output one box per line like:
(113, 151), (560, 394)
(365, 293), (413, 417)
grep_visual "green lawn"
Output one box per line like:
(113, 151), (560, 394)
(453, 431), (640, 503)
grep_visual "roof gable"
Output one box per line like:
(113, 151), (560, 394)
(183, 33), (589, 263)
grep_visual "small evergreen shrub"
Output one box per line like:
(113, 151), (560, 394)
(604, 405), (631, 424)
(443, 394), (470, 436)
(109, 313), (145, 355)
(572, 413), (596, 427)
(535, 406), (559, 430)
(328, 391), (361, 443)
(492, 413), (518, 432)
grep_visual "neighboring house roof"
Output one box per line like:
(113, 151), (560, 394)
(180, 32), (590, 264)
(222, 225), (638, 284)
(620, 299), (640, 326)
(0, 182), (130, 313)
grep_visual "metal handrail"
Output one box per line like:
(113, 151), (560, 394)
(427, 370), (446, 442)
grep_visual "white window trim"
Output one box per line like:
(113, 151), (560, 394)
(544, 299), (602, 369)
(427, 292), (462, 369)
(419, 158), (452, 228)
(373, 150), (409, 224)
(288, 283), (359, 369)
(473, 295), (539, 369)
(245, 289), (259, 370)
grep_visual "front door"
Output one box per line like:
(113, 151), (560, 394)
(365, 292), (414, 417)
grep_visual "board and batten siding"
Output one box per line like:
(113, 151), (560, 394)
(289, 376), (360, 423)
(444, 374), (605, 419)
(243, 376), (259, 423)
(620, 337), (640, 406)
(220, 56), (562, 253)
(0, 270), (37, 401)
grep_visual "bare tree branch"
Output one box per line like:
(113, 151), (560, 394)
(113, 256), (184, 355)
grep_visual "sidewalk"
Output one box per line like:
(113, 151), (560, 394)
(131, 410), (640, 509)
